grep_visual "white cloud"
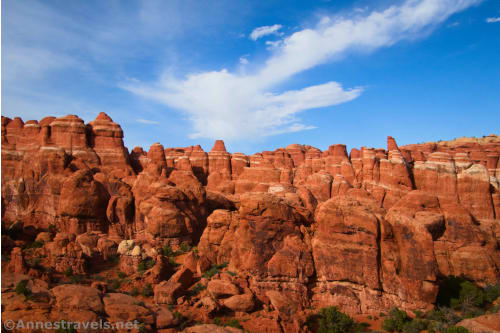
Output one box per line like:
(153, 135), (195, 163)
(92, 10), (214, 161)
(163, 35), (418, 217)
(250, 24), (282, 40)
(239, 56), (249, 65)
(136, 118), (160, 125)
(124, 0), (481, 141)
(486, 17), (500, 23)
(265, 40), (283, 50)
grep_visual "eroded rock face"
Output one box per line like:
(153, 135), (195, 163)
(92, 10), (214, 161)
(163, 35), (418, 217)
(2, 113), (500, 332)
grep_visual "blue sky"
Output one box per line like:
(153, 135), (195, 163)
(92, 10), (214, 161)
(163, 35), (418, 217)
(2, 0), (500, 154)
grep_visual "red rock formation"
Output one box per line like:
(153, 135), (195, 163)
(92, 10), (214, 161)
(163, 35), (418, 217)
(2, 113), (500, 333)
(87, 112), (134, 178)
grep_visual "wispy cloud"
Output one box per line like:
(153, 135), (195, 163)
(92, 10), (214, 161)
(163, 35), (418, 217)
(2, 0), (247, 121)
(136, 118), (160, 125)
(486, 17), (500, 23)
(239, 56), (249, 65)
(124, 0), (481, 141)
(250, 24), (282, 40)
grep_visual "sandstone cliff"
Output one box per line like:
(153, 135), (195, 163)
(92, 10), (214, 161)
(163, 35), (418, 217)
(2, 113), (499, 332)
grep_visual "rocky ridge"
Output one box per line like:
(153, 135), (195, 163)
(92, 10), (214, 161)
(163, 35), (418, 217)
(2, 112), (500, 332)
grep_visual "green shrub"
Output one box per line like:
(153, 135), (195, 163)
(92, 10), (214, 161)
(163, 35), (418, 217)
(117, 271), (127, 279)
(26, 240), (44, 249)
(213, 317), (223, 326)
(110, 279), (121, 291)
(425, 307), (461, 325)
(225, 319), (243, 329)
(137, 322), (146, 333)
(202, 262), (228, 279)
(402, 319), (428, 333)
(412, 310), (423, 319)
(63, 267), (74, 277)
(306, 306), (364, 333)
(173, 311), (190, 330)
(452, 281), (485, 309)
(437, 276), (469, 307)
(142, 283), (153, 297)
(137, 258), (156, 273)
(179, 241), (191, 253)
(130, 287), (139, 297)
(168, 257), (180, 267)
(484, 280), (500, 303)
(436, 277), (492, 318)
(107, 254), (120, 265)
(15, 279), (32, 298)
(48, 224), (58, 234)
(188, 283), (206, 297)
(427, 320), (447, 333)
(69, 275), (84, 284)
(488, 303), (500, 313)
(161, 245), (175, 257)
(27, 257), (42, 269)
(445, 326), (470, 333)
(382, 308), (411, 332)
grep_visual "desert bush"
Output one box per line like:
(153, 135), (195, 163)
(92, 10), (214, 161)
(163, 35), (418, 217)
(173, 311), (190, 330)
(142, 283), (153, 297)
(15, 279), (32, 298)
(69, 275), (84, 284)
(48, 224), (58, 234)
(179, 241), (191, 253)
(26, 257), (42, 269)
(484, 280), (500, 303)
(425, 307), (462, 326)
(107, 254), (120, 265)
(402, 319), (428, 333)
(445, 326), (470, 333)
(137, 258), (155, 273)
(25, 240), (44, 249)
(306, 306), (365, 333)
(225, 319), (243, 329)
(110, 279), (121, 291)
(63, 267), (74, 277)
(189, 283), (206, 297)
(450, 281), (485, 309)
(437, 276), (469, 307)
(202, 262), (228, 279)
(488, 303), (500, 313)
(161, 245), (176, 257)
(130, 287), (139, 297)
(168, 257), (180, 267)
(382, 308), (411, 332)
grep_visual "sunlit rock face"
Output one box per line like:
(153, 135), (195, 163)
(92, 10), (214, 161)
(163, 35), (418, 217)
(2, 113), (500, 332)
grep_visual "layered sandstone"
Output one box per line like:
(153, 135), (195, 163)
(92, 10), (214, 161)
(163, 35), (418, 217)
(2, 113), (500, 333)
